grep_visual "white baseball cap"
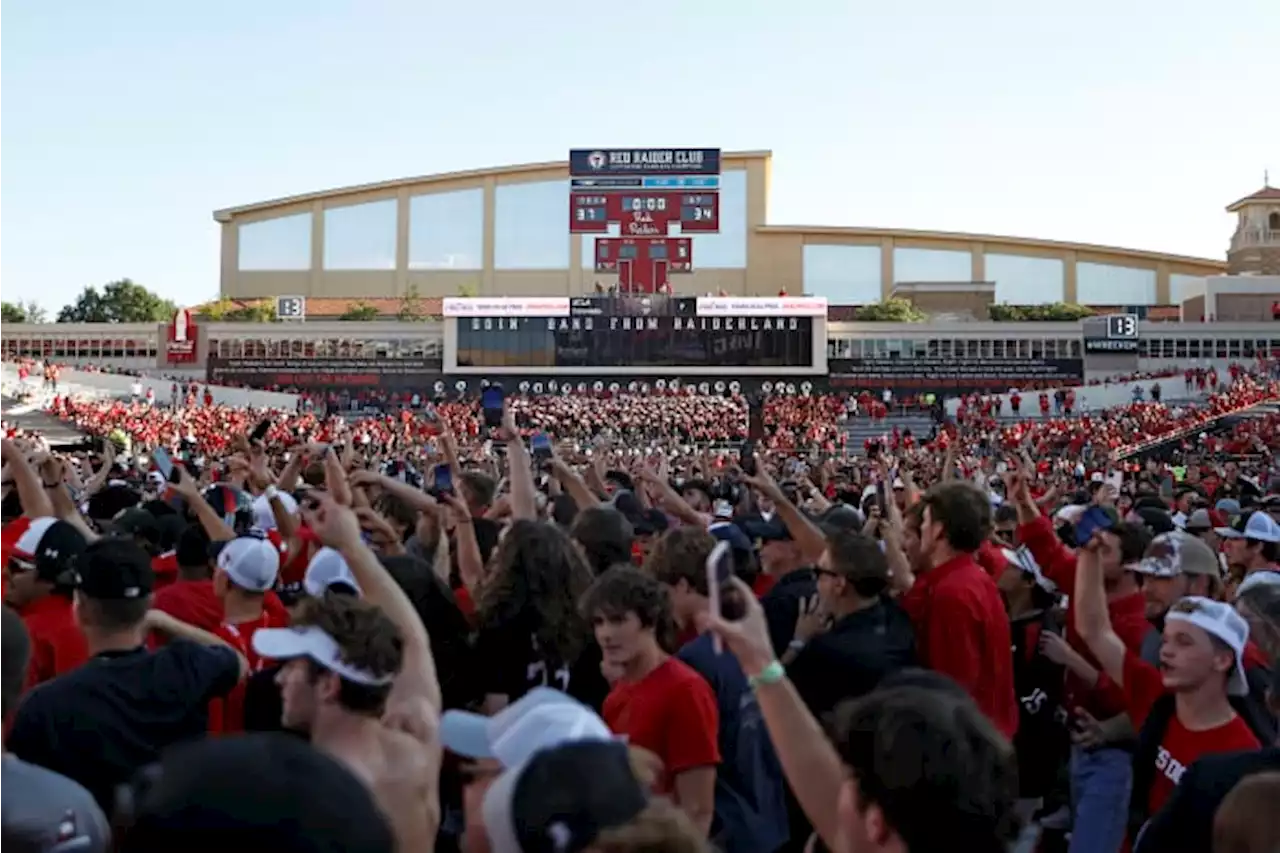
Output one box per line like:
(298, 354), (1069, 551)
(216, 535), (280, 593)
(252, 624), (393, 686)
(1215, 511), (1280, 544)
(1165, 596), (1251, 697)
(303, 547), (362, 598)
(440, 687), (616, 768)
(253, 491), (298, 531)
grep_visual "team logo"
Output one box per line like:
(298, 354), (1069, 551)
(587, 151), (607, 170)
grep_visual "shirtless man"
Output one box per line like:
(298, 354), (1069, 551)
(255, 493), (443, 852)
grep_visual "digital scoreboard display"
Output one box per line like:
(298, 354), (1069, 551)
(1083, 313), (1140, 353)
(570, 190), (720, 235)
(568, 148), (721, 293)
(452, 295), (817, 369)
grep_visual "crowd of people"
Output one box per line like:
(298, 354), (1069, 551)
(1, 359), (1279, 853)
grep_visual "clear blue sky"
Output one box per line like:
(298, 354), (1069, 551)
(3, 0), (1276, 312)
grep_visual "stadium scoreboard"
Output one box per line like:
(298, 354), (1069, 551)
(444, 295), (826, 372)
(569, 148), (721, 293)
(1083, 313), (1140, 353)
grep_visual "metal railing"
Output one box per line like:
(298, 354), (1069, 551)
(1230, 228), (1280, 248)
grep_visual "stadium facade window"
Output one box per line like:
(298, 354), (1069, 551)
(802, 245), (881, 303)
(689, 169), (747, 269)
(495, 180), (570, 269)
(1169, 274), (1203, 305)
(579, 170), (748, 271)
(238, 213), (312, 271)
(1076, 262), (1157, 305)
(893, 247), (970, 283)
(323, 199), (397, 270)
(408, 188), (484, 270)
(986, 253), (1064, 304)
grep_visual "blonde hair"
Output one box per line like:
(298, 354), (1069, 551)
(589, 798), (713, 853)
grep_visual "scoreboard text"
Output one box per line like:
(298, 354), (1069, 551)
(451, 295), (819, 370)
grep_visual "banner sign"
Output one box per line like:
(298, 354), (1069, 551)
(829, 357), (1083, 391)
(207, 358), (442, 390)
(695, 297), (828, 317)
(442, 298), (571, 318)
(166, 308), (198, 364)
(569, 148), (721, 177)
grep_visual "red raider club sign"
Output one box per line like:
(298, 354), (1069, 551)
(166, 307), (198, 364)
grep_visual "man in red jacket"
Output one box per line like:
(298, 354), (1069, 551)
(900, 481), (1019, 740)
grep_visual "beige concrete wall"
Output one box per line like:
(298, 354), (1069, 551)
(217, 151), (1227, 304)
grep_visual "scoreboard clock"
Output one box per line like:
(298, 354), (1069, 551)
(570, 191), (720, 235)
(1083, 313), (1139, 353)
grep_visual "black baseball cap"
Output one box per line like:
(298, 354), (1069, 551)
(112, 508), (162, 544)
(482, 739), (647, 853)
(75, 538), (154, 600)
(119, 734), (394, 853)
(7, 517), (88, 588)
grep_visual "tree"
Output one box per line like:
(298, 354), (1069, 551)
(340, 300), (380, 321)
(989, 302), (1094, 322)
(57, 279), (176, 323)
(2, 300), (47, 324)
(200, 298), (277, 322)
(397, 284), (426, 322)
(854, 298), (927, 322)
(456, 281), (478, 298)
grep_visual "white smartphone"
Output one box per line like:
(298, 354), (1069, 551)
(706, 541), (733, 655)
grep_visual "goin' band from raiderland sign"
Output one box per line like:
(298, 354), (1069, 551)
(166, 308), (198, 364)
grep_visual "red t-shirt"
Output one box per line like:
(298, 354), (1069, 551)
(19, 594), (88, 688)
(1, 518), (33, 599)
(151, 551), (179, 591)
(1121, 651), (1261, 815)
(208, 609), (289, 734)
(602, 656), (720, 794)
(151, 579), (223, 636)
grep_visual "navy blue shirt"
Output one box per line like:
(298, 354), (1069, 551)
(786, 597), (917, 718)
(8, 641), (240, 812)
(678, 632), (789, 853)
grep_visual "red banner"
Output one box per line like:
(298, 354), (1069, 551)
(166, 308), (198, 364)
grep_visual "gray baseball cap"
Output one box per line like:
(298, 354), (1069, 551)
(1, 755), (110, 853)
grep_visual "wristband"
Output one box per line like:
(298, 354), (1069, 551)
(787, 639), (807, 653)
(748, 660), (786, 690)
(264, 485), (279, 501)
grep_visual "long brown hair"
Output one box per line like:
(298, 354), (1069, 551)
(475, 519), (594, 668)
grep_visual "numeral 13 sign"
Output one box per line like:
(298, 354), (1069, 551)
(277, 296), (306, 320)
(1106, 313), (1138, 339)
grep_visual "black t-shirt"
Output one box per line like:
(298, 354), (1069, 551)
(472, 620), (608, 711)
(7, 641), (240, 812)
(1009, 611), (1069, 798)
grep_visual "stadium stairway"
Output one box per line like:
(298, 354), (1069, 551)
(842, 413), (938, 450)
